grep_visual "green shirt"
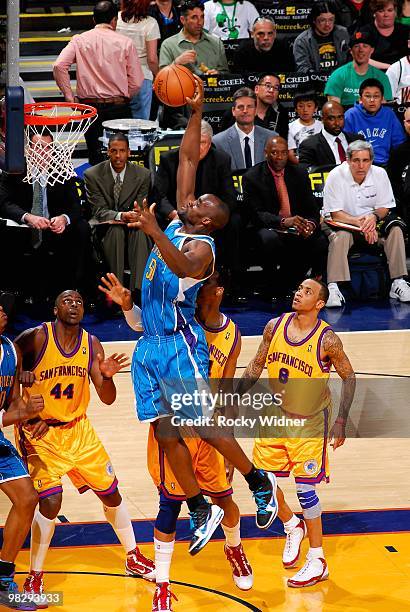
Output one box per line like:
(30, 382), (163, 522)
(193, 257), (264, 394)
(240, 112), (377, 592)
(159, 29), (229, 74)
(324, 62), (393, 106)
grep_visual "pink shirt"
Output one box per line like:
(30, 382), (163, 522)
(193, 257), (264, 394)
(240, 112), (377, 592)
(53, 24), (144, 101)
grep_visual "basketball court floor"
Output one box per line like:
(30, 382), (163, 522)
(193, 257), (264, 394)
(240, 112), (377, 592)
(1, 323), (410, 611)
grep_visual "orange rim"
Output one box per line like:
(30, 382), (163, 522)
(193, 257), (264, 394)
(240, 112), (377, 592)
(24, 102), (97, 126)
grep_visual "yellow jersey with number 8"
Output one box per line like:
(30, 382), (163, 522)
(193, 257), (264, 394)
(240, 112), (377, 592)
(23, 322), (92, 423)
(266, 312), (332, 417)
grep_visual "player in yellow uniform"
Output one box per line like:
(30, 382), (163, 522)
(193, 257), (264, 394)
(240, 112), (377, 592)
(237, 278), (355, 588)
(14, 290), (155, 602)
(99, 271), (253, 612)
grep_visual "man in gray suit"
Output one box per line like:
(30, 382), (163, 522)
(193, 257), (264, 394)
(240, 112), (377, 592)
(84, 132), (151, 291)
(212, 88), (277, 171)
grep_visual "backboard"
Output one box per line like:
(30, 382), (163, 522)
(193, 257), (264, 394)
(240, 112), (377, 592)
(0, 0), (25, 173)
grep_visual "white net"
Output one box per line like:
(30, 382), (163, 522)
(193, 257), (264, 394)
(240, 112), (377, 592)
(23, 103), (97, 186)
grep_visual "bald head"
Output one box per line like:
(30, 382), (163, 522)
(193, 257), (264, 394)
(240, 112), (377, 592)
(322, 101), (345, 136)
(265, 136), (288, 171)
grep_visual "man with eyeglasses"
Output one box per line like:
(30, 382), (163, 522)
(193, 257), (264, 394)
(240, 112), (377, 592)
(254, 74), (289, 139)
(344, 78), (406, 166)
(218, 74), (289, 139)
(232, 17), (294, 74)
(293, 1), (350, 74)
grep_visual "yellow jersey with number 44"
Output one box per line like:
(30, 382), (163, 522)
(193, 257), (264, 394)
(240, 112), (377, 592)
(23, 322), (92, 423)
(266, 312), (332, 417)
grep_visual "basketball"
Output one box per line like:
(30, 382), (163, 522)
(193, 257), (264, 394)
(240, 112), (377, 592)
(153, 65), (197, 107)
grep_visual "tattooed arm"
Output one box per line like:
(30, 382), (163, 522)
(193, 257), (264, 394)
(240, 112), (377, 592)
(322, 329), (356, 450)
(236, 318), (277, 396)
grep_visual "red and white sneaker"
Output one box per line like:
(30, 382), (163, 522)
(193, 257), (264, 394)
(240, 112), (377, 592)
(283, 519), (307, 568)
(23, 571), (48, 609)
(224, 544), (254, 591)
(126, 546), (156, 582)
(287, 557), (329, 588)
(152, 582), (178, 611)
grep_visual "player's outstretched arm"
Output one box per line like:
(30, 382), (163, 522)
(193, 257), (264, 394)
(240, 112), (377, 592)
(99, 273), (143, 331)
(128, 200), (213, 278)
(176, 75), (204, 210)
(322, 329), (356, 450)
(236, 319), (277, 396)
(91, 337), (130, 405)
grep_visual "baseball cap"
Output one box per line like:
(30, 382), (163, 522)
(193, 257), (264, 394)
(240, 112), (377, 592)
(350, 29), (376, 48)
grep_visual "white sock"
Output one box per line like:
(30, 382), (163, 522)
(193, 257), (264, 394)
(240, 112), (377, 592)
(222, 521), (241, 548)
(283, 514), (300, 534)
(154, 538), (174, 584)
(328, 282), (338, 289)
(307, 546), (324, 560)
(103, 501), (136, 554)
(30, 510), (56, 572)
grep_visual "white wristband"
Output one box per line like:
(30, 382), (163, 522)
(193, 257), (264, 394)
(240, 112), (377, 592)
(0, 409), (5, 428)
(123, 304), (143, 331)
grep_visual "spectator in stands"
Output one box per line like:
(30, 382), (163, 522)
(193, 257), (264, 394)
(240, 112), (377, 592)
(232, 17), (295, 74)
(0, 133), (91, 301)
(299, 100), (364, 167)
(84, 132), (151, 292)
(387, 107), (410, 215)
(53, 0), (143, 166)
(293, 1), (350, 74)
(323, 140), (410, 307)
(148, 0), (181, 44)
(361, 0), (409, 69)
(117, 0), (160, 120)
(324, 28), (393, 106)
(334, 0), (373, 34)
(219, 74), (289, 138)
(397, 0), (410, 24)
(204, 0), (259, 40)
(344, 78), (406, 166)
(387, 53), (410, 104)
(242, 136), (328, 298)
(288, 90), (322, 164)
(254, 74), (289, 139)
(212, 87), (276, 170)
(152, 120), (245, 302)
(159, 0), (228, 75)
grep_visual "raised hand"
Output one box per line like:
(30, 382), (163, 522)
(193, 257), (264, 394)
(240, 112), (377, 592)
(97, 352), (130, 379)
(127, 199), (160, 236)
(185, 74), (204, 111)
(98, 273), (133, 310)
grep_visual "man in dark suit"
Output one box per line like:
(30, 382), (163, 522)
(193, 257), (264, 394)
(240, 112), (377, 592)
(243, 136), (328, 297)
(299, 101), (363, 168)
(152, 120), (246, 301)
(0, 134), (91, 300)
(212, 88), (276, 171)
(84, 132), (151, 291)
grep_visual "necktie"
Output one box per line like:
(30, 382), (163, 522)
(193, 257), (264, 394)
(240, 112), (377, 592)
(31, 182), (44, 249)
(335, 136), (346, 163)
(274, 172), (291, 218)
(31, 181), (44, 216)
(114, 173), (122, 207)
(244, 136), (252, 169)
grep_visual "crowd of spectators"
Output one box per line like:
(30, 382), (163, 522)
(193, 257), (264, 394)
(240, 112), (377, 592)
(1, 0), (410, 311)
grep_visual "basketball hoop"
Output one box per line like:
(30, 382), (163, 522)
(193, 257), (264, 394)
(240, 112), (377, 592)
(23, 102), (97, 186)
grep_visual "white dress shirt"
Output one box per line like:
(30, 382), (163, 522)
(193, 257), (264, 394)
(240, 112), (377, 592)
(323, 162), (396, 217)
(235, 124), (255, 167)
(321, 128), (348, 164)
